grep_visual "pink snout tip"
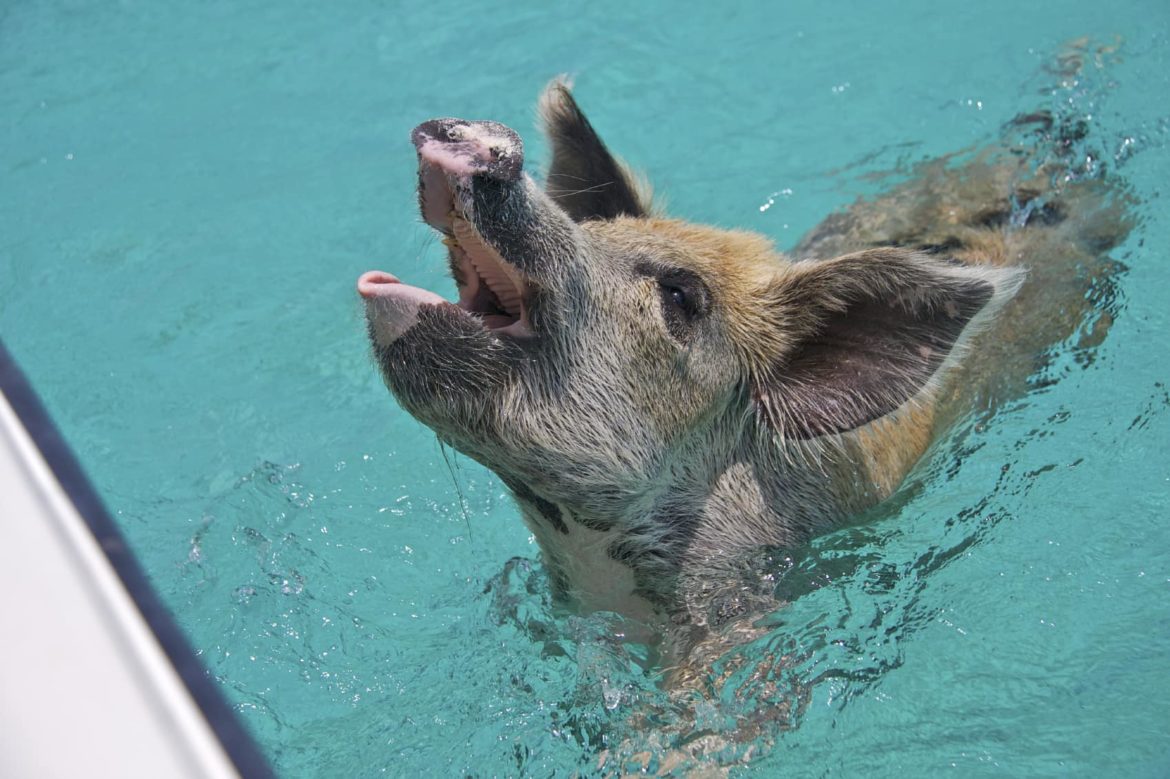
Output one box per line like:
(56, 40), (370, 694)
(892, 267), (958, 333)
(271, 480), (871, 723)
(357, 271), (401, 299)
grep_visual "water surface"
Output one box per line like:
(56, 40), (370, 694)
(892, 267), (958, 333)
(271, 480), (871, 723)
(2, 1), (1168, 775)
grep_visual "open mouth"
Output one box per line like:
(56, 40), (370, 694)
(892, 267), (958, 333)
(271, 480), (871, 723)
(442, 211), (532, 338)
(358, 117), (533, 342)
(414, 118), (532, 338)
(357, 207), (532, 340)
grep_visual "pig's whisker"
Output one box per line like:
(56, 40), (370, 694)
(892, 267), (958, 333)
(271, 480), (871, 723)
(438, 439), (473, 541)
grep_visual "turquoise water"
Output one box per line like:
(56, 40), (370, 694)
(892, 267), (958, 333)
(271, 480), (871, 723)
(2, 1), (1169, 775)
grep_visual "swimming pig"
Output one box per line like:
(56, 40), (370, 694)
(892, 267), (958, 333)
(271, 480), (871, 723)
(359, 80), (1129, 662)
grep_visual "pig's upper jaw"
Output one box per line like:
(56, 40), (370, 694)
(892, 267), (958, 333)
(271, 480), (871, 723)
(358, 118), (532, 345)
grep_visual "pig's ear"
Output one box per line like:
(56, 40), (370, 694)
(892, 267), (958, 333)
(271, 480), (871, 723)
(751, 249), (1024, 440)
(538, 78), (652, 221)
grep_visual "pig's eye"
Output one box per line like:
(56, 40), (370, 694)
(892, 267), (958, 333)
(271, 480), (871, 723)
(652, 268), (709, 341)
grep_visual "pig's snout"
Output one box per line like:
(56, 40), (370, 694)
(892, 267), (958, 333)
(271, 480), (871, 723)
(412, 118), (525, 235)
(412, 118), (524, 183)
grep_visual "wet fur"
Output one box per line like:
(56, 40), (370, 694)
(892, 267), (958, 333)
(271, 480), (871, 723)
(365, 68), (1133, 683)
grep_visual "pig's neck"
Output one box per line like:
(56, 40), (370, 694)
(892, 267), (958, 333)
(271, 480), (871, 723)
(518, 501), (664, 628)
(507, 423), (911, 632)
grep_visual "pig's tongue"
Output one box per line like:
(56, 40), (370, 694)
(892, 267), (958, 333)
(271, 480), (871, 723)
(358, 271), (450, 347)
(357, 271), (446, 306)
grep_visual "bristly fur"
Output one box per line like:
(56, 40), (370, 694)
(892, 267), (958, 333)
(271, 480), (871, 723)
(363, 74), (1133, 677)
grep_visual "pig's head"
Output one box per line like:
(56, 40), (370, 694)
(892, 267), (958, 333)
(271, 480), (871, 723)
(359, 82), (1021, 621)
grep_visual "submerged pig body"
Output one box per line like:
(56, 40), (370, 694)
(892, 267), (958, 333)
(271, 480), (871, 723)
(360, 82), (1129, 648)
